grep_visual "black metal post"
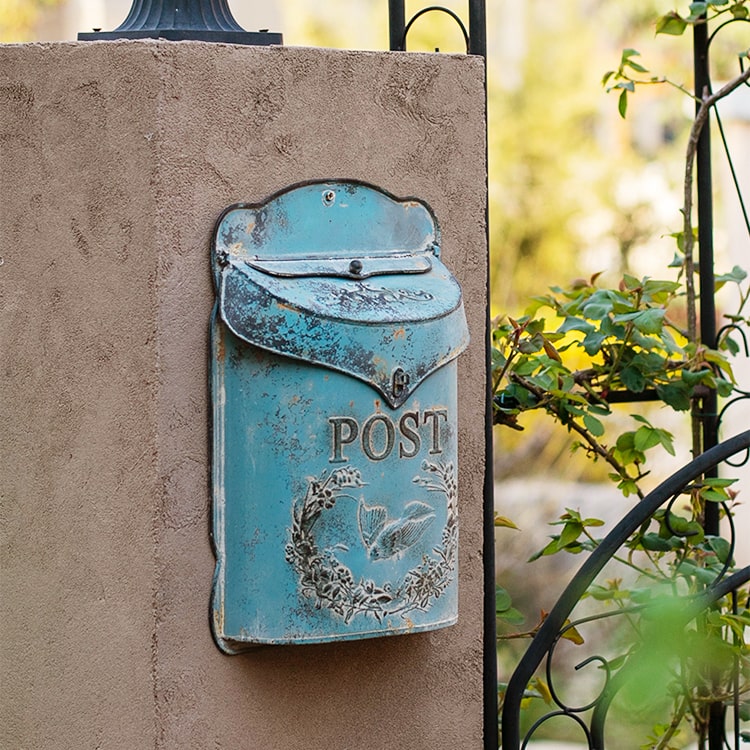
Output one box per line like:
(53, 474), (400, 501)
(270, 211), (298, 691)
(468, 0), (486, 57)
(694, 18), (725, 750)
(693, 15), (720, 541)
(388, 0), (406, 50)
(78, 0), (282, 45)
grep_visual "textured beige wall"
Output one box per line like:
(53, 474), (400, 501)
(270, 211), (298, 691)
(0, 41), (487, 749)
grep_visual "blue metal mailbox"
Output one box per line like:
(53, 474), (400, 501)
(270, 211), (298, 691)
(210, 180), (469, 652)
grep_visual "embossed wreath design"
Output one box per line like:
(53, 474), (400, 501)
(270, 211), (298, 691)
(284, 461), (458, 624)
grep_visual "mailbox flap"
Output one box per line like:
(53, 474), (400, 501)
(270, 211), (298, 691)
(213, 181), (469, 408)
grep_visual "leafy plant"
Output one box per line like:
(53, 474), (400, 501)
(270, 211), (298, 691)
(495, 3), (750, 747)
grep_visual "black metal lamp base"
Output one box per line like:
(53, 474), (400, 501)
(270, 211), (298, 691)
(77, 0), (282, 46)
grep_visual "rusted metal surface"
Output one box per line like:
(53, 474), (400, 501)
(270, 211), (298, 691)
(210, 180), (469, 651)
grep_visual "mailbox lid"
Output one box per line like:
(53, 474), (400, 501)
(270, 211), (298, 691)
(213, 181), (469, 408)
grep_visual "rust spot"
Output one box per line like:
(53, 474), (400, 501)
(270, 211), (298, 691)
(393, 327), (406, 339)
(213, 601), (225, 634)
(216, 332), (226, 363)
(246, 222), (255, 234)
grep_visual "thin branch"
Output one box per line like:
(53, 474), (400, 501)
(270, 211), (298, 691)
(682, 65), (750, 346)
(682, 65), (750, 457)
(509, 372), (645, 499)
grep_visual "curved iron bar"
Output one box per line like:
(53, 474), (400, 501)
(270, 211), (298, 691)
(717, 323), (750, 358)
(718, 394), (750, 470)
(546, 651), (610, 714)
(521, 710), (593, 750)
(400, 6), (470, 53)
(589, 564), (750, 748)
(707, 16), (750, 52)
(535, 604), (653, 724)
(526, 492), (738, 741)
(716, 323), (750, 470)
(501, 429), (750, 750)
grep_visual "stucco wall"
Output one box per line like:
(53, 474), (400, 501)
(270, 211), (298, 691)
(0, 41), (487, 749)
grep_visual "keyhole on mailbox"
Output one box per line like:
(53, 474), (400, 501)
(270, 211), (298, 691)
(392, 368), (410, 399)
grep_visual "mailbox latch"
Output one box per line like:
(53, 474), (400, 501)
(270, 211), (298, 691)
(392, 367), (410, 399)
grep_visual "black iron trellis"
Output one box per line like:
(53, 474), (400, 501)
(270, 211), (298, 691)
(500, 432), (750, 749)
(501, 13), (750, 750)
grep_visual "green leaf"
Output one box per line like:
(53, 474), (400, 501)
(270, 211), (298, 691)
(558, 521), (584, 548)
(707, 535), (732, 564)
(620, 48), (641, 63)
(641, 532), (676, 551)
(494, 514), (520, 530)
(715, 265), (747, 284)
(582, 517), (605, 528)
(655, 382), (692, 411)
(677, 560), (716, 584)
(582, 330), (607, 355)
(668, 514), (690, 535)
(583, 413), (605, 437)
(701, 488), (732, 503)
(721, 336), (740, 356)
(620, 365), (646, 393)
(656, 11), (688, 35)
(498, 607), (526, 626)
(681, 368), (711, 387)
(528, 538), (559, 562)
(558, 316), (596, 335)
(518, 332), (545, 354)
(702, 477), (738, 488)
(632, 308), (666, 334)
(618, 88), (628, 119)
(684, 520), (705, 545)
(642, 279), (681, 299)
(634, 425), (661, 452)
(617, 477), (640, 497)
(495, 585), (512, 613)
(731, 3), (749, 19)
(668, 251), (684, 268)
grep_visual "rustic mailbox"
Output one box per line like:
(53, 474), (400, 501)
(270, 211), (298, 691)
(210, 180), (469, 652)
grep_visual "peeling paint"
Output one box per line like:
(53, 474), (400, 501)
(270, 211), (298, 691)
(210, 181), (469, 651)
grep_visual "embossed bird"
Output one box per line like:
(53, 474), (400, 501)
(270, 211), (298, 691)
(357, 498), (435, 560)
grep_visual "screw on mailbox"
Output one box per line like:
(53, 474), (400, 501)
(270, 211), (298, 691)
(349, 259), (364, 276)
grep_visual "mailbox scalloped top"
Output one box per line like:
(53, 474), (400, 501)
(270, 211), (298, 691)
(212, 180), (469, 408)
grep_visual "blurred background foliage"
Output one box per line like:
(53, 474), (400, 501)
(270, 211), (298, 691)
(0, 0), (63, 41)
